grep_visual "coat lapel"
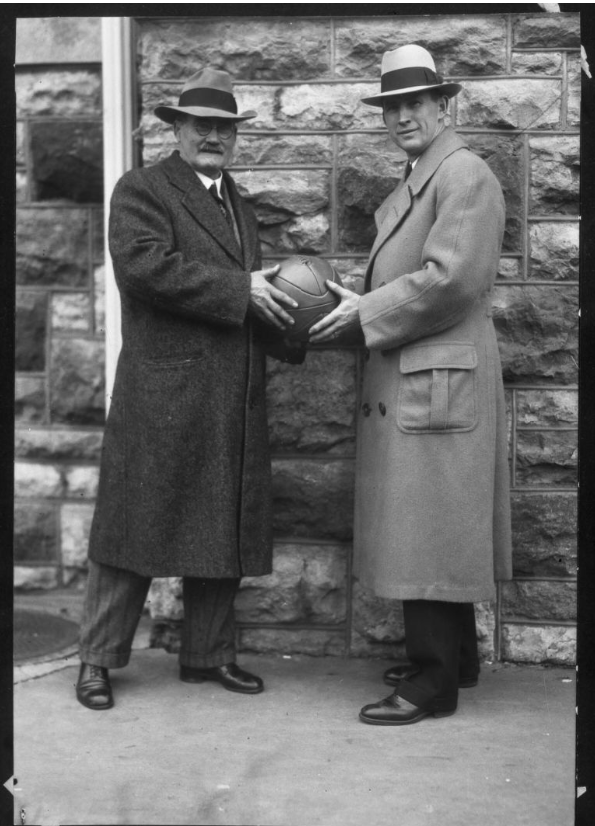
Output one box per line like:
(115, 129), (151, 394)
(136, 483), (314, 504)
(369, 184), (412, 260)
(364, 182), (412, 290)
(406, 127), (468, 198)
(364, 128), (469, 289)
(163, 152), (244, 267)
(224, 172), (259, 271)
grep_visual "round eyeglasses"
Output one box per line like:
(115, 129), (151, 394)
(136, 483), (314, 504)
(188, 120), (236, 140)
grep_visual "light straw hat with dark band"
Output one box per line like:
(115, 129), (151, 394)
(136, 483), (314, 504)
(154, 67), (257, 123)
(361, 44), (462, 107)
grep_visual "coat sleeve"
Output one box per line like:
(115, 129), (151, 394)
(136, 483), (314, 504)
(358, 153), (505, 350)
(108, 169), (251, 328)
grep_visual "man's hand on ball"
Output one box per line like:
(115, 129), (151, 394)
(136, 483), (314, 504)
(249, 265), (297, 330)
(308, 281), (361, 343)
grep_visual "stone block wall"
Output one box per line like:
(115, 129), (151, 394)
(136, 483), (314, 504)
(14, 18), (104, 592)
(15, 13), (579, 666)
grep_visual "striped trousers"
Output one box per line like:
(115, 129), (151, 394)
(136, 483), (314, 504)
(79, 560), (239, 670)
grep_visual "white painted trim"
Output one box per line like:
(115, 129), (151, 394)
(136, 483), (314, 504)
(101, 17), (136, 411)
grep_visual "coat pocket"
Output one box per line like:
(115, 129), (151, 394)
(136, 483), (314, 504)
(141, 352), (205, 369)
(397, 342), (478, 433)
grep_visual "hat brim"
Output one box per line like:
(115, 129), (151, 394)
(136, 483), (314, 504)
(361, 82), (462, 107)
(154, 104), (257, 124)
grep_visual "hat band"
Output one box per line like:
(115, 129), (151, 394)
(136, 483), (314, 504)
(178, 87), (238, 114)
(381, 66), (443, 94)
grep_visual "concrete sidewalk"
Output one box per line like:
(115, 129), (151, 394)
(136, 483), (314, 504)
(13, 593), (576, 826)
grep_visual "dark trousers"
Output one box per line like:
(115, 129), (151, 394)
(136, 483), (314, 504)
(396, 600), (480, 712)
(79, 560), (240, 670)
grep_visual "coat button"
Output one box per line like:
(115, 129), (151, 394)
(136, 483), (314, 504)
(362, 403), (371, 417)
(364, 348), (370, 361)
(379, 402), (386, 416)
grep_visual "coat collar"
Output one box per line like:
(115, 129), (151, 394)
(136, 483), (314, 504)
(161, 151), (252, 268)
(405, 126), (468, 196)
(365, 128), (469, 285)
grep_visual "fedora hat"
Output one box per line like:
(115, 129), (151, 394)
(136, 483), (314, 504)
(154, 67), (257, 123)
(361, 44), (462, 107)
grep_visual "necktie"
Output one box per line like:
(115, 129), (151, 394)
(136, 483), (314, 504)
(403, 161), (413, 181)
(208, 183), (233, 227)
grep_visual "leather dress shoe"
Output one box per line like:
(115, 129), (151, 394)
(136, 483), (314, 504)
(359, 692), (456, 726)
(179, 662), (264, 694)
(383, 662), (478, 689)
(76, 662), (114, 710)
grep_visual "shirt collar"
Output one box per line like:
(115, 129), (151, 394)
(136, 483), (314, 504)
(196, 170), (223, 195)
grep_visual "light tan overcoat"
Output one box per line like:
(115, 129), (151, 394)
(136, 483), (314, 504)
(354, 127), (512, 602)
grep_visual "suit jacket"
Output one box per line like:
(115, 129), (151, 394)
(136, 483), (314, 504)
(353, 127), (513, 602)
(89, 151), (280, 578)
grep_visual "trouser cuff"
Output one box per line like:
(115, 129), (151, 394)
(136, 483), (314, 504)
(178, 646), (236, 669)
(78, 647), (130, 669)
(397, 678), (458, 712)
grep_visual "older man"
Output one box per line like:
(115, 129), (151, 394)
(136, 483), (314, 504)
(310, 45), (512, 725)
(76, 67), (301, 710)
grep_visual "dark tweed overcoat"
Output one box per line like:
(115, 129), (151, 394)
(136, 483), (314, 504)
(89, 151), (277, 578)
(354, 127), (513, 602)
